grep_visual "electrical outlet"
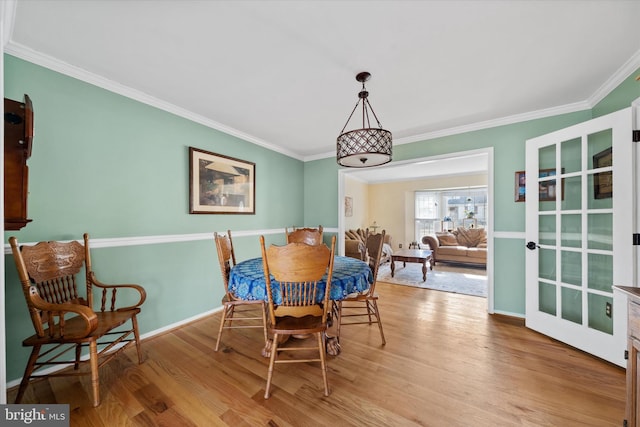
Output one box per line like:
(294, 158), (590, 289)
(605, 302), (612, 318)
(399, 243), (402, 248)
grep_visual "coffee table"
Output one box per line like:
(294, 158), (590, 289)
(391, 249), (433, 282)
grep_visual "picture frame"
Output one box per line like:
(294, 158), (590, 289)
(593, 147), (612, 199)
(514, 171), (526, 202)
(345, 196), (353, 217)
(189, 147), (255, 214)
(515, 168), (563, 202)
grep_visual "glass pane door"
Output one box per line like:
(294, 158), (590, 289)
(525, 107), (633, 367)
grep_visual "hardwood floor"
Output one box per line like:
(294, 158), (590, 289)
(8, 282), (626, 426)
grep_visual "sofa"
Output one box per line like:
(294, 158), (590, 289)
(345, 228), (393, 264)
(421, 227), (487, 267)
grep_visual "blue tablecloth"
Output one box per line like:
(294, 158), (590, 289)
(229, 256), (373, 304)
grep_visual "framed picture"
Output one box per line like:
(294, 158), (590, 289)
(189, 147), (255, 214)
(515, 168), (563, 202)
(593, 147), (612, 199)
(345, 196), (353, 217)
(514, 171), (526, 202)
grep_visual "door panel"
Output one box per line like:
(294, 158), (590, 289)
(525, 107), (634, 367)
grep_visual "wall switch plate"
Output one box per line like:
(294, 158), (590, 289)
(399, 243), (402, 248)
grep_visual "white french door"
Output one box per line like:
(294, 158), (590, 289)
(525, 107), (635, 367)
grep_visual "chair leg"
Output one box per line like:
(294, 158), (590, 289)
(335, 300), (343, 339)
(260, 302), (268, 346)
(74, 343), (82, 369)
(367, 301), (374, 324)
(15, 345), (40, 404)
(89, 340), (100, 407)
(371, 300), (386, 346)
(132, 315), (143, 364)
(317, 332), (329, 397)
(215, 304), (230, 352)
(264, 332), (279, 399)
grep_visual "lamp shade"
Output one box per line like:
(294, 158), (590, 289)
(337, 128), (392, 167)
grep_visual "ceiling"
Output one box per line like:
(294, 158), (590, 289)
(4, 1), (640, 172)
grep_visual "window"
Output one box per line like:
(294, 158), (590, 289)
(415, 187), (487, 241)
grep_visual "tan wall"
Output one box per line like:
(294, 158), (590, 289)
(367, 173), (488, 250)
(344, 175), (369, 230)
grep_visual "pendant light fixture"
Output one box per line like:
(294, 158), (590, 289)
(336, 71), (392, 167)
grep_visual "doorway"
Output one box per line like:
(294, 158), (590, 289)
(338, 147), (494, 313)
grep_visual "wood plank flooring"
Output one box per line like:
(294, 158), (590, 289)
(7, 282), (626, 426)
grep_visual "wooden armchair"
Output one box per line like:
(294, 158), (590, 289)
(285, 225), (323, 245)
(8, 233), (146, 407)
(213, 231), (268, 352)
(334, 230), (386, 345)
(260, 235), (336, 398)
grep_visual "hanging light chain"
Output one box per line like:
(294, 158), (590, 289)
(364, 98), (384, 129)
(340, 99), (362, 135)
(340, 82), (384, 134)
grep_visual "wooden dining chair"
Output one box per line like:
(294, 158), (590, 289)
(285, 225), (324, 245)
(8, 233), (146, 407)
(213, 231), (268, 352)
(260, 235), (336, 398)
(334, 229), (386, 345)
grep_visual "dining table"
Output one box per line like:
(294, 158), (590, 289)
(229, 255), (373, 356)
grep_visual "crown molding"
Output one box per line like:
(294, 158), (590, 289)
(3, 42), (304, 162)
(306, 101), (591, 162)
(588, 48), (640, 106)
(305, 49), (640, 163)
(5, 39), (638, 165)
(394, 101), (592, 146)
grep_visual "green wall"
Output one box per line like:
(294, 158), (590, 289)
(4, 55), (304, 239)
(3, 55), (303, 381)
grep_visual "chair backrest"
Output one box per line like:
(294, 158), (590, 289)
(285, 225), (324, 245)
(9, 235), (91, 337)
(260, 235), (336, 324)
(214, 230), (237, 297)
(365, 230), (386, 295)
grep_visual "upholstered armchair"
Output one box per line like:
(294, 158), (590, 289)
(345, 229), (367, 260)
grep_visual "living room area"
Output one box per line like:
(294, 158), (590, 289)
(340, 150), (490, 300)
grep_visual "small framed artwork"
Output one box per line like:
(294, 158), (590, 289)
(515, 168), (563, 202)
(593, 147), (612, 199)
(345, 196), (353, 217)
(189, 147), (255, 214)
(514, 171), (526, 202)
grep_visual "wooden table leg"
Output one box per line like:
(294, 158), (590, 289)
(326, 335), (341, 356)
(261, 335), (291, 358)
(390, 259), (396, 277)
(261, 339), (273, 358)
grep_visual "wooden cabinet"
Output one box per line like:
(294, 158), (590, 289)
(4, 94), (33, 230)
(616, 286), (640, 426)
